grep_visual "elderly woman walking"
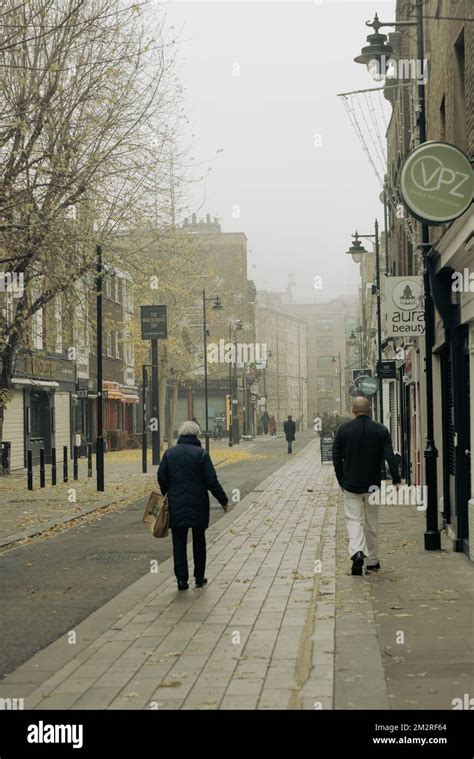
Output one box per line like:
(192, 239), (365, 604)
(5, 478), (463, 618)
(157, 420), (229, 591)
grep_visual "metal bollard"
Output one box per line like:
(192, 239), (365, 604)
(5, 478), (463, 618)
(51, 447), (57, 486)
(63, 446), (68, 483)
(27, 450), (33, 491)
(87, 444), (92, 478)
(39, 449), (45, 488)
(73, 445), (78, 480)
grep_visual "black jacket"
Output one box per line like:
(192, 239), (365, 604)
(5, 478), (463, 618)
(157, 435), (228, 529)
(284, 420), (296, 441)
(332, 415), (401, 493)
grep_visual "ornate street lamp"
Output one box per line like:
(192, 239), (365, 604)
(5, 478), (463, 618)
(202, 291), (223, 452)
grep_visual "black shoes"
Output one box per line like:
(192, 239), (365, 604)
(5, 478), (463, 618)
(177, 578), (208, 589)
(351, 551), (365, 576)
(366, 562), (381, 571)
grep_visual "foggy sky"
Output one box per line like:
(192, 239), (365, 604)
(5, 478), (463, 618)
(163, 0), (396, 302)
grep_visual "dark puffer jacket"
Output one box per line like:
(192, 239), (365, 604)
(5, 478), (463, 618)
(157, 435), (228, 529)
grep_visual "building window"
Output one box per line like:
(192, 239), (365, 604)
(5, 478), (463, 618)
(316, 337), (333, 352)
(4, 291), (13, 326)
(54, 297), (63, 353)
(440, 94), (446, 142)
(111, 275), (120, 304)
(115, 331), (121, 359)
(106, 331), (113, 357)
(316, 318), (333, 332)
(453, 30), (466, 151)
(105, 274), (111, 300)
(319, 399), (333, 414)
(32, 308), (43, 350)
(317, 357), (333, 369)
(317, 376), (334, 392)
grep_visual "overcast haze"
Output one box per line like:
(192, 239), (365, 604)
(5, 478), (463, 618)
(163, 0), (396, 301)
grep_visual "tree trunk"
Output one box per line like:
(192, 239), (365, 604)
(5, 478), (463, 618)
(159, 352), (168, 450)
(167, 381), (179, 448)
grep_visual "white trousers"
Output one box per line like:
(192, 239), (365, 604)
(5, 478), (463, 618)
(342, 489), (379, 563)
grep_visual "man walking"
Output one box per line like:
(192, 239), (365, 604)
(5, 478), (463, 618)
(284, 414), (296, 454)
(332, 397), (401, 575)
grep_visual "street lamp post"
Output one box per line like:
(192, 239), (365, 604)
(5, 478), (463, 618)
(350, 327), (363, 367)
(95, 244), (104, 492)
(228, 325), (233, 447)
(346, 227), (383, 425)
(202, 290), (223, 452)
(354, 1), (441, 549)
(228, 319), (243, 447)
(332, 353), (342, 415)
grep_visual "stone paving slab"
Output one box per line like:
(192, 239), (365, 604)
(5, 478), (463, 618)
(1, 439), (339, 710)
(334, 491), (474, 710)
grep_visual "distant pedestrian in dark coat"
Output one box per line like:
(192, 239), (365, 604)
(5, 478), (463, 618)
(262, 410), (270, 435)
(158, 420), (229, 591)
(284, 415), (296, 453)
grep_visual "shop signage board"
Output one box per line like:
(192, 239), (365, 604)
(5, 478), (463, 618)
(400, 141), (473, 224)
(355, 376), (378, 396)
(377, 360), (397, 379)
(384, 276), (425, 336)
(320, 434), (334, 464)
(140, 305), (168, 340)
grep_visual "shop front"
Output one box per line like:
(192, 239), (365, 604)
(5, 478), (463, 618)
(2, 352), (76, 469)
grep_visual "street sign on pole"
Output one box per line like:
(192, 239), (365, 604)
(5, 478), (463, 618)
(141, 306), (168, 465)
(140, 305), (168, 340)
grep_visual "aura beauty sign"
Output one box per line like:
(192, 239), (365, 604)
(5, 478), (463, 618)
(384, 277), (425, 336)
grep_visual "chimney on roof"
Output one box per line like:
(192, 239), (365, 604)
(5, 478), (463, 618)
(192, 213), (196, 224)
(206, 213), (211, 224)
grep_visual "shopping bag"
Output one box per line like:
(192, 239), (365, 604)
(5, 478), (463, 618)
(143, 491), (169, 538)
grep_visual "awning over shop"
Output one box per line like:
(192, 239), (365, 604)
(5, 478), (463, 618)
(102, 381), (139, 403)
(12, 378), (60, 388)
(121, 394), (139, 404)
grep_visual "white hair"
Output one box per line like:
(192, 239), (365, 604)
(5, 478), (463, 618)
(178, 420), (200, 437)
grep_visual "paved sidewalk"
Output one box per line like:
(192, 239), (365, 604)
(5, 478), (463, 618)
(0, 439), (265, 548)
(1, 438), (472, 710)
(334, 500), (474, 710)
(0, 439), (338, 710)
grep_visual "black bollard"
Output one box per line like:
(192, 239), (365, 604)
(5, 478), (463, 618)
(27, 450), (33, 491)
(87, 444), (92, 478)
(73, 445), (78, 480)
(63, 446), (68, 483)
(39, 449), (45, 488)
(51, 447), (57, 486)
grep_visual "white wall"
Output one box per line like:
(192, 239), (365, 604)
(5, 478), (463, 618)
(3, 390), (24, 470)
(54, 392), (71, 462)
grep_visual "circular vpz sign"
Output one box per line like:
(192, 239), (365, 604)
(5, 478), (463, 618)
(400, 141), (473, 224)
